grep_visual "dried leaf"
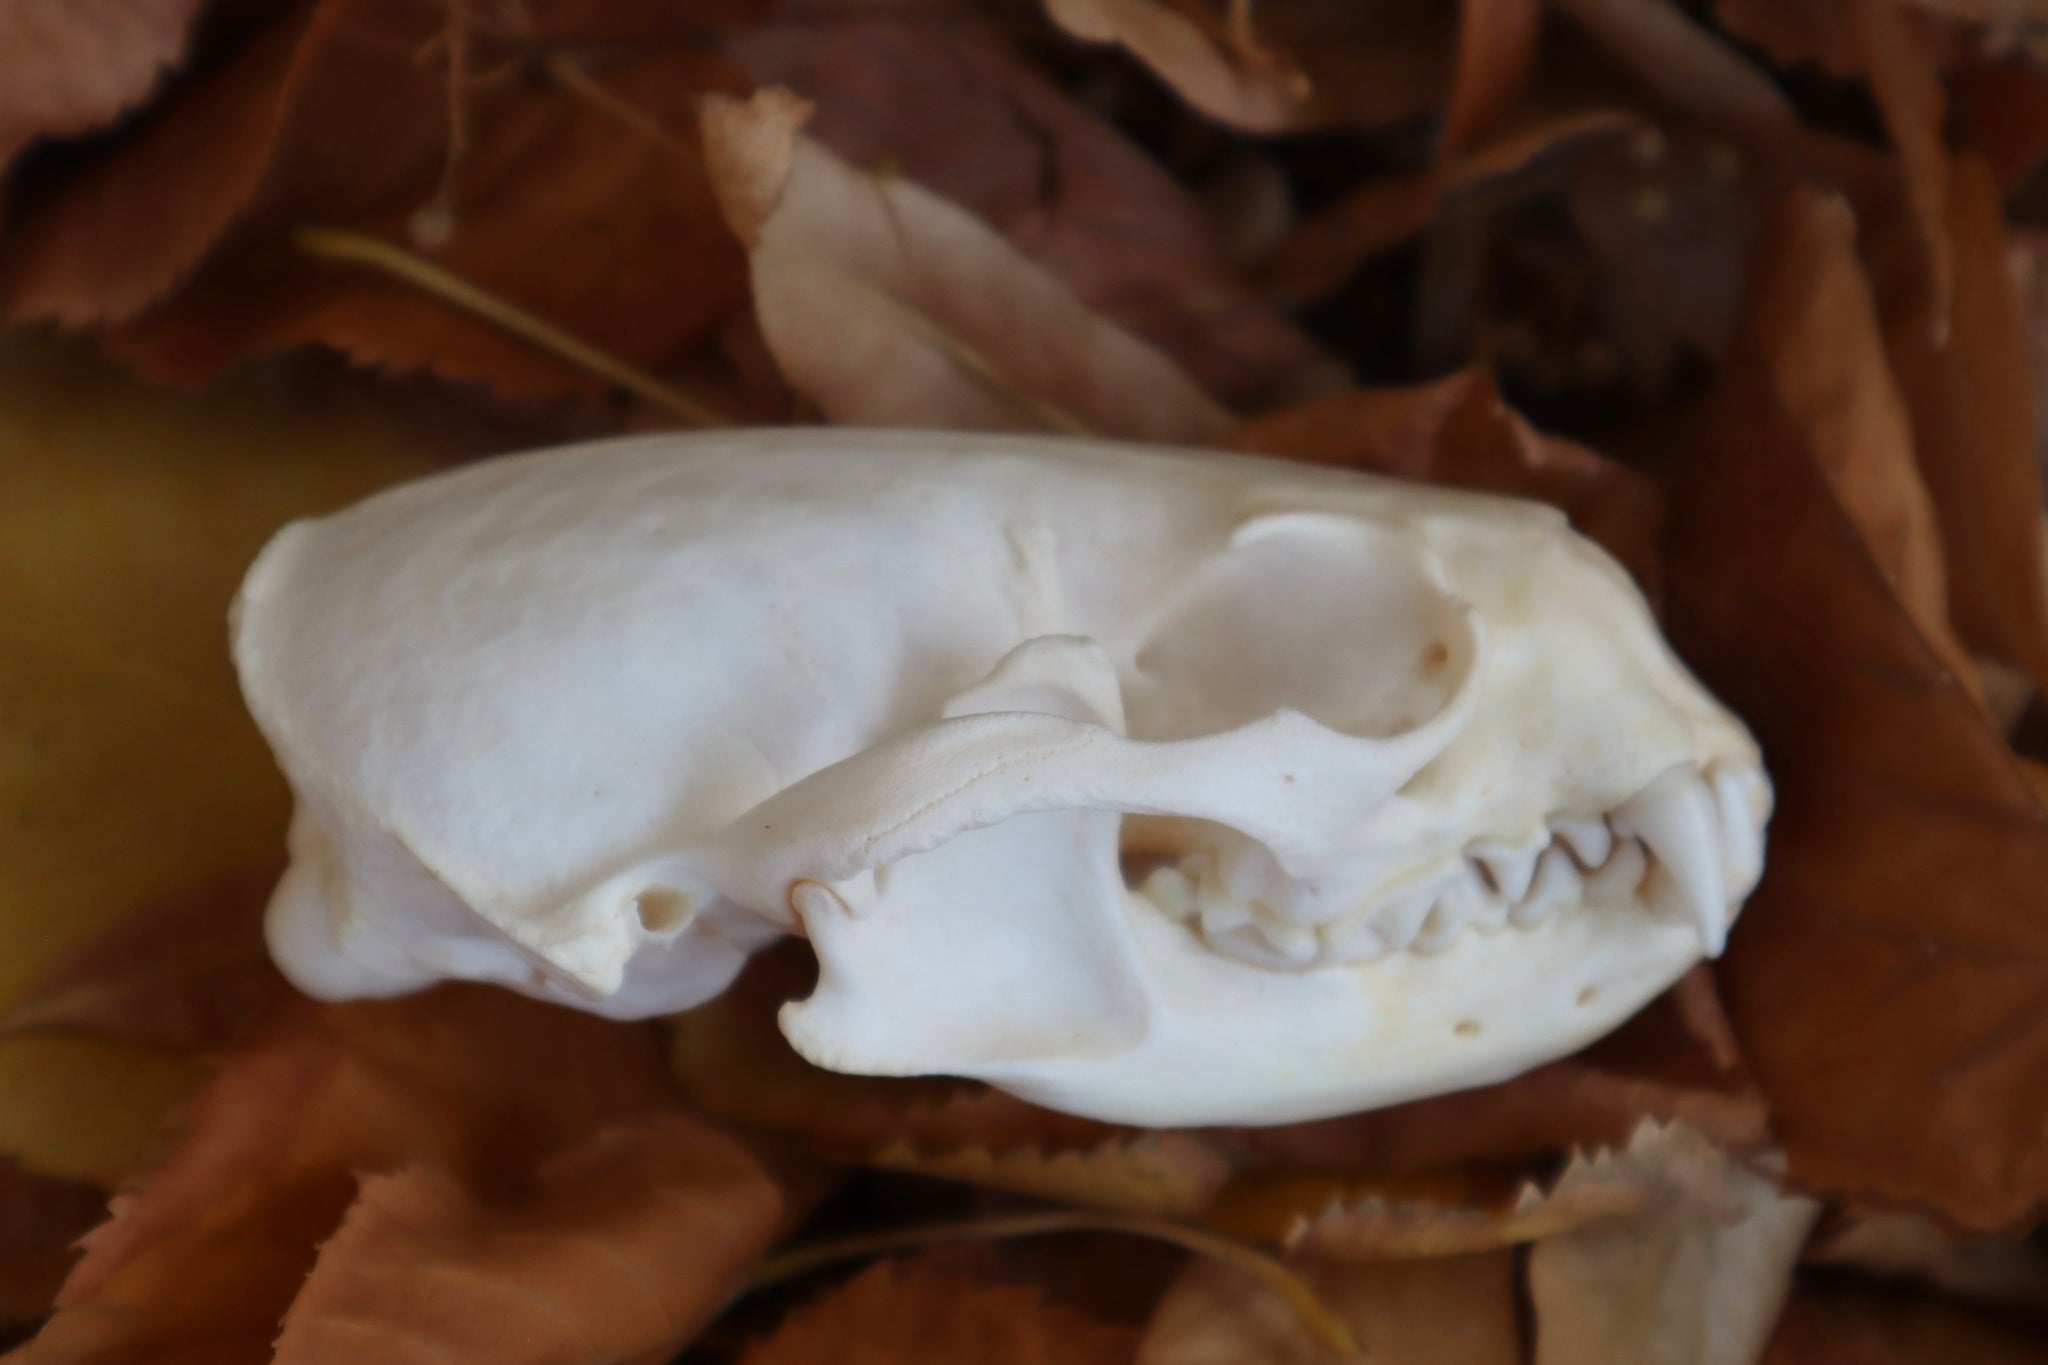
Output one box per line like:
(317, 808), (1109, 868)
(1851, 0), (1955, 342)
(1884, 155), (2048, 694)
(1039, 0), (1452, 134)
(1806, 1210), (2048, 1316)
(1666, 187), (2048, 1229)
(1, 0), (751, 401)
(0, 0), (201, 178)
(0, 337), (453, 1184)
(1224, 969), (1768, 1182)
(732, 0), (1343, 412)
(0, 1162), (109, 1328)
(870, 1137), (1232, 1218)
(1765, 1285), (2048, 1364)
(1550, 0), (1800, 129)
(1138, 1250), (1519, 1365)
(273, 1114), (784, 1365)
(1223, 368), (1666, 591)
(1529, 1121), (1820, 1365)
(700, 88), (1230, 441)
(741, 1256), (1137, 1365)
(1952, 59), (2048, 192)
(1444, 0), (1544, 152)
(0, 868), (284, 1050)
(11, 986), (686, 1364)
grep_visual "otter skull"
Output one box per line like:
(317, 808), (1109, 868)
(232, 428), (1769, 1127)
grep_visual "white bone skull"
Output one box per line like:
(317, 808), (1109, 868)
(232, 428), (1769, 1127)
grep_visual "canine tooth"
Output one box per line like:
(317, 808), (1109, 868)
(1552, 816), (1614, 869)
(1614, 771), (1728, 954)
(1583, 838), (1647, 905)
(1712, 767), (1765, 896)
(1512, 846), (1582, 927)
(1470, 835), (1542, 904)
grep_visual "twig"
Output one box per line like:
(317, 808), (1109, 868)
(291, 226), (728, 427)
(745, 1210), (1363, 1357)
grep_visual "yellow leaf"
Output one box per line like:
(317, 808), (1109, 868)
(0, 337), (457, 1182)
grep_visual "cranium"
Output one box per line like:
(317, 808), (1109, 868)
(232, 428), (1769, 1127)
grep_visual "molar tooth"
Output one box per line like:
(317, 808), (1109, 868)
(1583, 838), (1647, 905)
(1251, 905), (1322, 965)
(1140, 865), (1197, 921)
(1552, 815), (1614, 869)
(1614, 771), (1728, 954)
(1512, 846), (1582, 927)
(1711, 766), (1765, 897)
(1196, 874), (1253, 937)
(1470, 835), (1542, 904)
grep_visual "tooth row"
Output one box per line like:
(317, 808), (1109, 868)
(1139, 762), (1765, 970)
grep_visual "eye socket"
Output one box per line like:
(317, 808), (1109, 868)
(1130, 513), (1478, 742)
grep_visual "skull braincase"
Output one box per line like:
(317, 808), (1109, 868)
(232, 429), (1769, 1127)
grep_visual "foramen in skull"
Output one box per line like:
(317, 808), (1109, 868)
(232, 429), (1771, 1128)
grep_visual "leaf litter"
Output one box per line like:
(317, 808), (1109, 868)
(5, 0), (2048, 1360)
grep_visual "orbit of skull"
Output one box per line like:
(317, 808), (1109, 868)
(231, 430), (1770, 1127)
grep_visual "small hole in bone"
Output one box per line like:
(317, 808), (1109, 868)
(1454, 1019), (1481, 1038)
(1421, 639), (1451, 670)
(1576, 986), (1598, 1007)
(632, 888), (693, 934)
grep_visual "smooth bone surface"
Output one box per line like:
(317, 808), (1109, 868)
(232, 429), (1770, 1126)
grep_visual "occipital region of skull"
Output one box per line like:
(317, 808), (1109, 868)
(231, 428), (1770, 1127)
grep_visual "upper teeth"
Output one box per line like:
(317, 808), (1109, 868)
(1137, 762), (1765, 969)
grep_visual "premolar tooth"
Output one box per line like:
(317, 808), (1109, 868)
(1614, 770), (1728, 954)
(1712, 767), (1765, 897)
(1412, 903), (1462, 955)
(1373, 889), (1437, 952)
(1552, 816), (1614, 869)
(1512, 846), (1582, 927)
(1197, 875), (1253, 937)
(1471, 835), (1542, 904)
(1584, 838), (1647, 905)
(1251, 906), (1321, 965)
(1141, 865), (1197, 921)
(1325, 917), (1390, 963)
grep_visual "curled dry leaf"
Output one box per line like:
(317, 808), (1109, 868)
(700, 87), (1230, 441)
(1806, 1209), (2048, 1317)
(1137, 1249), (1519, 1365)
(732, 0), (1343, 413)
(870, 1137), (1232, 1219)
(0, 0), (202, 181)
(11, 987), (686, 1365)
(272, 1114), (785, 1365)
(1549, 0), (1799, 129)
(0, 337), (453, 1185)
(1850, 0), (1954, 343)
(1223, 367), (1667, 592)
(1667, 187), (2048, 1229)
(1443, 0), (1545, 153)
(1039, 0), (1451, 135)
(1, 0), (751, 402)
(741, 1255), (1137, 1365)
(1882, 155), (2048, 694)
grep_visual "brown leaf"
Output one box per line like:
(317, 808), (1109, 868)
(1, 0), (751, 401)
(0, 868), (284, 1050)
(1852, 0), (1955, 343)
(0, 1162), (107, 1328)
(699, 88), (1229, 441)
(0, 0), (201, 180)
(1665, 187), (2048, 1229)
(1224, 969), (1769, 1181)
(272, 1114), (784, 1365)
(1137, 1250), (1519, 1365)
(1806, 1209), (2048, 1316)
(1953, 59), (2048, 192)
(731, 0), (1343, 413)
(871, 1137), (1232, 1218)
(1223, 368), (1667, 592)
(1444, 0), (1543, 152)
(1884, 155), (2048, 695)
(1550, 0), (1800, 129)
(1765, 1285), (2048, 1364)
(1039, 0), (1452, 135)
(741, 1256), (1137, 1365)
(11, 986), (687, 1363)
(1529, 1121), (1820, 1365)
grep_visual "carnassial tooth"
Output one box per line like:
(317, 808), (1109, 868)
(1512, 846), (1582, 927)
(1583, 838), (1647, 905)
(1712, 766), (1765, 896)
(1614, 770), (1728, 954)
(1551, 815), (1614, 869)
(1470, 834), (1543, 904)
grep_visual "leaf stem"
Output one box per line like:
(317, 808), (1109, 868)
(290, 225), (728, 428)
(747, 1210), (1362, 1357)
